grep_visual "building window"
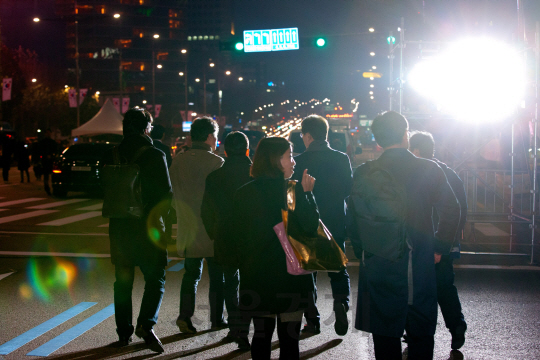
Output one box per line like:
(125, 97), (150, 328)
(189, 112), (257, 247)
(156, 52), (169, 60)
(115, 39), (132, 48)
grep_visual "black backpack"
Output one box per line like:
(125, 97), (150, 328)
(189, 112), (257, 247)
(101, 146), (152, 219)
(350, 160), (408, 261)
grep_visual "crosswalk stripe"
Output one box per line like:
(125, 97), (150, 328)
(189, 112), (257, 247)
(76, 203), (103, 211)
(0, 210), (58, 224)
(0, 272), (14, 281)
(0, 198), (45, 207)
(0, 302), (96, 355)
(37, 211), (102, 226)
(26, 199), (89, 209)
(26, 304), (114, 357)
(167, 260), (185, 272)
(98, 223), (109, 227)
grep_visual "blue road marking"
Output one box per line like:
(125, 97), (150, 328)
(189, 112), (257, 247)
(167, 260), (185, 272)
(0, 302), (96, 355)
(27, 303), (115, 357)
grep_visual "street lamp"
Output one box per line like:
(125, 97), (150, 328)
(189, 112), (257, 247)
(33, 17), (40, 22)
(31, 78), (37, 83)
(238, 77), (243, 81)
(181, 49), (187, 54)
(225, 70), (231, 75)
(195, 78), (200, 82)
(113, 13), (120, 19)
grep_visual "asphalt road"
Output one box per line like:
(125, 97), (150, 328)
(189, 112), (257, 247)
(1, 176), (540, 359)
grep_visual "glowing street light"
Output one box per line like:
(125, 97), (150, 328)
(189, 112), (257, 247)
(33, 17), (40, 22)
(368, 28), (375, 32)
(181, 49), (187, 54)
(95, 91), (100, 95)
(225, 70), (231, 75)
(195, 78), (200, 82)
(370, 52), (375, 56)
(372, 66), (377, 69)
(157, 64), (162, 69)
(113, 13), (121, 19)
(209, 62), (215, 67)
(153, 34), (159, 39)
(31, 78), (37, 83)
(238, 77), (243, 81)
(370, 84), (375, 88)
(179, 72), (184, 76)
(142, 100), (147, 104)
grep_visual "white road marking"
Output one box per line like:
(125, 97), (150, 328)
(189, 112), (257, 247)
(474, 223), (510, 236)
(0, 210), (58, 224)
(37, 211), (102, 226)
(27, 199), (89, 209)
(98, 223), (109, 227)
(0, 272), (14, 281)
(76, 203), (103, 211)
(0, 198), (46, 207)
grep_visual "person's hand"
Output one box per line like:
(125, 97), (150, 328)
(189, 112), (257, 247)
(301, 169), (315, 192)
(434, 253), (442, 264)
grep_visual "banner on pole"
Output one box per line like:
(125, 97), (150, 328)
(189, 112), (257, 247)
(155, 104), (162, 118)
(112, 98), (120, 113)
(2, 78), (12, 101)
(122, 98), (130, 113)
(146, 105), (153, 111)
(68, 89), (77, 107)
(79, 89), (88, 104)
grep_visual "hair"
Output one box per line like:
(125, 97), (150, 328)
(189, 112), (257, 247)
(409, 131), (435, 158)
(190, 117), (218, 142)
(301, 114), (329, 141)
(250, 137), (292, 179)
(150, 124), (166, 140)
(224, 131), (249, 157)
(371, 111), (409, 148)
(123, 107), (153, 136)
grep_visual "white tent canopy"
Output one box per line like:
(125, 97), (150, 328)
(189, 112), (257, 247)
(71, 99), (123, 137)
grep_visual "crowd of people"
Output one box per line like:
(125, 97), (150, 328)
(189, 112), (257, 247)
(102, 108), (467, 360)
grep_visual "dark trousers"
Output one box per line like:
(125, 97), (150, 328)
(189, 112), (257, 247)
(2, 163), (9, 181)
(304, 238), (350, 326)
(114, 264), (166, 338)
(179, 257), (227, 325)
(251, 316), (301, 360)
(222, 264), (246, 333)
(373, 333), (434, 360)
(20, 170), (30, 182)
(436, 255), (466, 333)
(43, 172), (51, 194)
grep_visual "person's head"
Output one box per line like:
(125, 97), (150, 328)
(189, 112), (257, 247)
(150, 124), (166, 140)
(190, 117), (219, 150)
(224, 131), (249, 157)
(409, 131), (435, 159)
(371, 111), (409, 149)
(123, 107), (153, 136)
(301, 114), (329, 148)
(250, 137), (295, 179)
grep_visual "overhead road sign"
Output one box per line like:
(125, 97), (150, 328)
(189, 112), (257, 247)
(244, 27), (299, 52)
(363, 72), (382, 78)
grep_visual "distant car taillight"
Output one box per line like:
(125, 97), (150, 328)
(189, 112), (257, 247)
(53, 164), (62, 174)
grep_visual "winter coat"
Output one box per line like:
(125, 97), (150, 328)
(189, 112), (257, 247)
(292, 140), (352, 241)
(434, 159), (467, 257)
(348, 148), (460, 338)
(169, 141), (224, 258)
(102, 134), (172, 267)
(153, 139), (173, 168)
(231, 177), (319, 315)
(17, 144), (31, 171)
(201, 155), (252, 267)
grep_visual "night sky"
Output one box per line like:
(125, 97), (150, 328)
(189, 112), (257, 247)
(1, 0), (539, 112)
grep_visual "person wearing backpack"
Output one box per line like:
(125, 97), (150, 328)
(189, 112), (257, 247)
(291, 115), (352, 336)
(409, 131), (468, 351)
(101, 108), (172, 353)
(348, 111), (460, 360)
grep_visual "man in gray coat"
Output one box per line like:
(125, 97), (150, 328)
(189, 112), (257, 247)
(170, 117), (225, 333)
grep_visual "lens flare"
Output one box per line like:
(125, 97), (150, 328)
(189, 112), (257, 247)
(26, 258), (78, 302)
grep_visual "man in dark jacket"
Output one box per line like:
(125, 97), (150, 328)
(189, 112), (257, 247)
(38, 129), (58, 195)
(201, 131), (252, 349)
(291, 115), (352, 336)
(150, 124), (172, 168)
(101, 108), (172, 353)
(409, 131), (468, 350)
(348, 111), (460, 360)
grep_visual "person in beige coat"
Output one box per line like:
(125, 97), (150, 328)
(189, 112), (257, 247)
(169, 117), (225, 333)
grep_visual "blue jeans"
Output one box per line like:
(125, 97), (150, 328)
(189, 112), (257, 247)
(304, 238), (351, 327)
(114, 264), (166, 338)
(180, 257), (232, 325)
(436, 255), (466, 332)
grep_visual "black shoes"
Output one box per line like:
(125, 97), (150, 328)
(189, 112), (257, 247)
(176, 317), (197, 334)
(226, 330), (250, 350)
(301, 323), (321, 334)
(334, 303), (349, 336)
(117, 335), (132, 347)
(451, 324), (467, 350)
(211, 320), (229, 331)
(135, 326), (164, 353)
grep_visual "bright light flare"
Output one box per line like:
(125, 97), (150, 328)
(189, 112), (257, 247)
(408, 37), (525, 122)
(33, 17), (40, 22)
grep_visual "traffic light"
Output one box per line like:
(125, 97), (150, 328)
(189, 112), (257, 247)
(315, 37), (327, 47)
(234, 42), (244, 51)
(387, 36), (396, 45)
(219, 40), (245, 52)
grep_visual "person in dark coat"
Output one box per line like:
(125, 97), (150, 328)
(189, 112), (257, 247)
(201, 131), (252, 349)
(348, 111), (460, 360)
(38, 129), (58, 195)
(291, 114), (352, 336)
(409, 131), (468, 351)
(1, 136), (14, 183)
(231, 137), (319, 360)
(16, 141), (31, 183)
(101, 108), (172, 353)
(150, 124), (173, 167)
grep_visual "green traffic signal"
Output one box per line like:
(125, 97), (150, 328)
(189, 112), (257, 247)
(316, 38), (326, 47)
(235, 42), (244, 51)
(387, 36), (396, 45)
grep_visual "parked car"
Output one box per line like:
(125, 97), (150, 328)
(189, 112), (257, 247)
(52, 143), (114, 197)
